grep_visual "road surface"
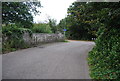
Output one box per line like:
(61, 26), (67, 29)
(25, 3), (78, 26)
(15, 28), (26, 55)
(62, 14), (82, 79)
(2, 40), (95, 79)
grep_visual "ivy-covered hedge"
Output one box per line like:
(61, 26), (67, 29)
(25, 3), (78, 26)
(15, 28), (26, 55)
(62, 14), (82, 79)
(88, 28), (120, 79)
(2, 24), (32, 53)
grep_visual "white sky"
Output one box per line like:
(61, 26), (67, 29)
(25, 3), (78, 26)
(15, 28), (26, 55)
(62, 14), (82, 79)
(33, 0), (76, 24)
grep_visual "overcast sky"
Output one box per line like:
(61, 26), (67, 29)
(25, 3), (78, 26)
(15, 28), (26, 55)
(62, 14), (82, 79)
(33, 0), (76, 24)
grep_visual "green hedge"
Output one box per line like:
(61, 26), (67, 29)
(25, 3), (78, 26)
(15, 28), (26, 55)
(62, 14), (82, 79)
(32, 23), (52, 33)
(88, 28), (120, 79)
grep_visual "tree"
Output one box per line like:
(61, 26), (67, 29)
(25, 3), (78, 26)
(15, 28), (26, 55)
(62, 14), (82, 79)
(48, 18), (57, 33)
(62, 2), (97, 40)
(2, 2), (41, 28)
(60, 2), (119, 40)
(57, 18), (67, 33)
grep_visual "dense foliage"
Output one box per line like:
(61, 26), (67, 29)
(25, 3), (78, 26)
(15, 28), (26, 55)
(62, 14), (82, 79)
(57, 18), (66, 33)
(48, 18), (58, 33)
(2, 2), (41, 28)
(58, 2), (99, 40)
(88, 28), (120, 79)
(2, 24), (32, 53)
(87, 2), (120, 79)
(32, 23), (52, 33)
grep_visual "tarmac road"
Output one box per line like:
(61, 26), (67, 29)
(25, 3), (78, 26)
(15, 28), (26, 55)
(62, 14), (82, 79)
(2, 40), (95, 79)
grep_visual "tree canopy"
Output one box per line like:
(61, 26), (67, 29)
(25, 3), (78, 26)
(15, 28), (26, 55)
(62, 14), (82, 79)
(2, 2), (41, 28)
(58, 2), (120, 40)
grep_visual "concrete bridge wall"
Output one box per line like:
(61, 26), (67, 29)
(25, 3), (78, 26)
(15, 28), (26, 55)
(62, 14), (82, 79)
(23, 32), (64, 45)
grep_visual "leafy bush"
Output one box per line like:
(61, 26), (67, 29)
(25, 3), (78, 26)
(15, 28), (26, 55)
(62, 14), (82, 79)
(32, 23), (52, 33)
(87, 2), (120, 80)
(2, 24), (32, 53)
(88, 28), (120, 79)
